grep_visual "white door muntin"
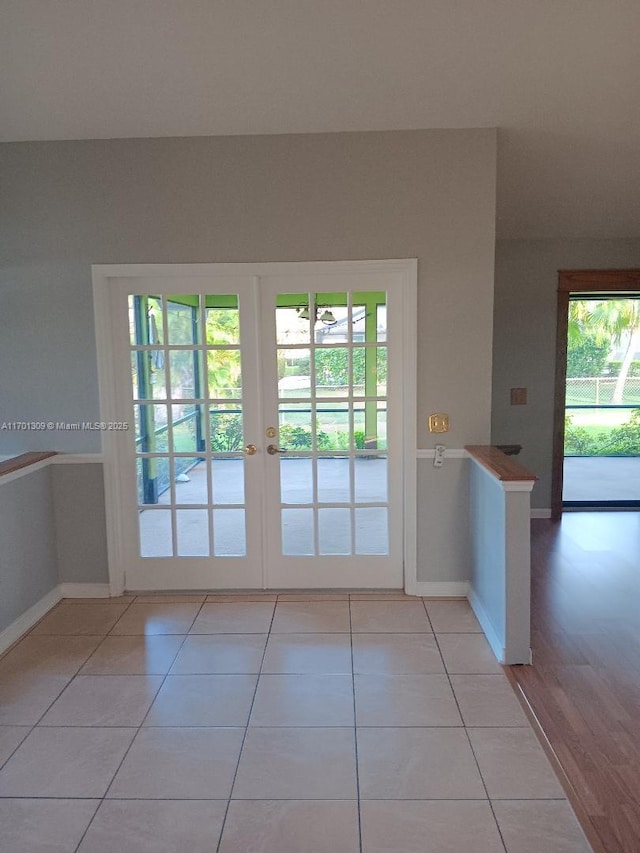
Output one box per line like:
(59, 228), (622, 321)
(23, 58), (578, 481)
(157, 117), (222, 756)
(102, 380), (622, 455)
(93, 261), (417, 592)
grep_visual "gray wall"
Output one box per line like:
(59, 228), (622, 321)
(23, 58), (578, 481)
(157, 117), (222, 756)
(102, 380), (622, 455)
(0, 130), (498, 584)
(0, 468), (58, 632)
(0, 463), (110, 633)
(492, 238), (640, 509)
(417, 458), (470, 584)
(52, 464), (109, 584)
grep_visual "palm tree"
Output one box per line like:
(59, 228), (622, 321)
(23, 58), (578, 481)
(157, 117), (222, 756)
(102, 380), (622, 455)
(586, 299), (640, 403)
(567, 300), (592, 348)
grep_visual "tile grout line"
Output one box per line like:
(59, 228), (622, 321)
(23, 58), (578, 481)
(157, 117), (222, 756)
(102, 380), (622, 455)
(24, 596), (137, 639)
(64, 723), (525, 729)
(349, 598), (364, 853)
(71, 598), (204, 853)
(0, 598), (137, 853)
(75, 596), (142, 672)
(25, 597), (139, 730)
(462, 725), (509, 853)
(0, 599), (139, 779)
(0, 726), (34, 775)
(421, 598), (509, 853)
(215, 599), (278, 853)
(0, 793), (572, 801)
(2, 596), (567, 849)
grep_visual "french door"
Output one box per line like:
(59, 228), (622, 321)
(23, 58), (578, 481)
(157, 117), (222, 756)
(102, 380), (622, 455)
(94, 261), (416, 590)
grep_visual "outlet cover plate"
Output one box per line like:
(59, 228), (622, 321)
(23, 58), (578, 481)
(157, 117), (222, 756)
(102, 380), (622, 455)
(428, 413), (450, 433)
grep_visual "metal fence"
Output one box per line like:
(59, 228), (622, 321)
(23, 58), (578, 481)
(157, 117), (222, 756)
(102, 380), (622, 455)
(566, 377), (640, 405)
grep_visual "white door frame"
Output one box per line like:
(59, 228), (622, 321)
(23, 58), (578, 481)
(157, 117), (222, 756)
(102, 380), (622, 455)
(92, 260), (417, 593)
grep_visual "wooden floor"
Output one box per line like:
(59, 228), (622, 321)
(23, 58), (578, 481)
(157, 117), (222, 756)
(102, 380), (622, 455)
(510, 513), (640, 853)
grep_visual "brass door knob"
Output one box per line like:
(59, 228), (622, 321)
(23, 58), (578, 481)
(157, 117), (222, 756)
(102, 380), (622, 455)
(267, 444), (287, 455)
(243, 444), (258, 456)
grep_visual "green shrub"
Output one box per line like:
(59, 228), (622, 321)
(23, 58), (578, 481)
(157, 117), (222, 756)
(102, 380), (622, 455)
(209, 416), (372, 454)
(602, 360), (640, 377)
(565, 409), (640, 456)
(279, 424), (314, 449)
(605, 409), (640, 454)
(279, 424), (366, 451)
(210, 413), (243, 451)
(566, 334), (611, 378)
(564, 414), (598, 455)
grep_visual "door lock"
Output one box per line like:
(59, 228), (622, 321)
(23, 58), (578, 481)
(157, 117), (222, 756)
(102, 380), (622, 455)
(267, 444), (287, 455)
(266, 426), (277, 438)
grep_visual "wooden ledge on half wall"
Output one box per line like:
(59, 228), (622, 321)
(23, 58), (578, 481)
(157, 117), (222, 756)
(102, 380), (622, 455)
(0, 452), (58, 479)
(465, 445), (537, 483)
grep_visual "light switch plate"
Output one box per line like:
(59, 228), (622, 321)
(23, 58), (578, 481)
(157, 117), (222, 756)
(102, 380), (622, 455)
(434, 444), (446, 467)
(428, 413), (449, 433)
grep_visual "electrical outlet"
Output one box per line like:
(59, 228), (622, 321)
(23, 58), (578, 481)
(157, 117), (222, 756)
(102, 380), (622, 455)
(433, 444), (446, 467)
(428, 413), (449, 433)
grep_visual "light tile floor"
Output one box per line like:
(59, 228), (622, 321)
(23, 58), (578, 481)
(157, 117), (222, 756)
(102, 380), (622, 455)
(0, 594), (593, 852)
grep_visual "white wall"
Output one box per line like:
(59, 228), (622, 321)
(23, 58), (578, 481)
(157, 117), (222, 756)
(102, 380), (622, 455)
(0, 129), (497, 583)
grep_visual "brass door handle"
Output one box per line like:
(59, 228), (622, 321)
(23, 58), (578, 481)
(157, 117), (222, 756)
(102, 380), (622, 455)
(267, 444), (287, 455)
(243, 444), (258, 456)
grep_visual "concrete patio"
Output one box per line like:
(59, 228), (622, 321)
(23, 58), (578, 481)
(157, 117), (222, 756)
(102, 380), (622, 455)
(563, 456), (640, 503)
(140, 457), (389, 556)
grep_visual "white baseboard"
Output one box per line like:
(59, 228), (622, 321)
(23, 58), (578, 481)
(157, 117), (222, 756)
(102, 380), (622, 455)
(531, 508), (551, 519)
(0, 586), (63, 655)
(0, 583), (115, 655)
(412, 581), (469, 597)
(59, 583), (111, 599)
(467, 586), (505, 663)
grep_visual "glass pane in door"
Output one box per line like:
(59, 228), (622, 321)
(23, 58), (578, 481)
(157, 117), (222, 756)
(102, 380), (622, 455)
(282, 509), (314, 555)
(273, 290), (390, 557)
(176, 509), (209, 556)
(129, 293), (248, 559)
(276, 295), (310, 345)
(139, 509), (172, 557)
(318, 508), (351, 555)
(281, 457), (313, 504)
(317, 456), (350, 502)
(355, 508), (389, 555)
